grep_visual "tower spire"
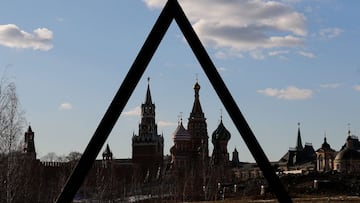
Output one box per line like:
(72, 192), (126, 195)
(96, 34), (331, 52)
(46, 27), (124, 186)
(190, 79), (204, 118)
(139, 77), (156, 137)
(347, 123), (351, 137)
(296, 122), (303, 151)
(177, 112), (183, 125)
(220, 108), (223, 123)
(145, 77), (152, 105)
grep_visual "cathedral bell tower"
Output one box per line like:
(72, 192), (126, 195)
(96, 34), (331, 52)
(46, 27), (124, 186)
(187, 80), (209, 158)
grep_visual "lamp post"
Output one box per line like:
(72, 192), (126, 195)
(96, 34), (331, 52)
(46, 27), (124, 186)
(203, 185), (207, 201)
(217, 182), (221, 200)
(222, 187), (225, 200)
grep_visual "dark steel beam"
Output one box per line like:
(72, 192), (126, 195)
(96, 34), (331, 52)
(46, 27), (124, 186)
(172, 1), (292, 202)
(55, 1), (174, 202)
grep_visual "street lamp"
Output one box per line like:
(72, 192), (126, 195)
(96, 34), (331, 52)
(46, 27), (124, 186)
(203, 185), (207, 200)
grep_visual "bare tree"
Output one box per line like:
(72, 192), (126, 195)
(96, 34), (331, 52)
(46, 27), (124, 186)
(41, 152), (61, 162)
(66, 151), (82, 162)
(0, 77), (25, 153)
(0, 76), (26, 203)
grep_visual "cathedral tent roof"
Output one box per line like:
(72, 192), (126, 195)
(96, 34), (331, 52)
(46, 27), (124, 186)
(173, 122), (191, 141)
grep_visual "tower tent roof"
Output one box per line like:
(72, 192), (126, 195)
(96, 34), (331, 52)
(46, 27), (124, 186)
(27, 125), (33, 133)
(144, 77), (153, 105)
(190, 81), (204, 118)
(296, 123), (303, 151)
(102, 144), (113, 158)
(173, 121), (191, 141)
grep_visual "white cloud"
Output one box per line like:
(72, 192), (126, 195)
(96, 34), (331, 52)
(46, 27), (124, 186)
(143, 0), (166, 8)
(250, 50), (265, 60)
(319, 27), (343, 39)
(257, 86), (313, 100)
(217, 66), (227, 72)
(0, 24), (53, 51)
(122, 106), (141, 116)
(298, 51), (315, 58)
(354, 85), (360, 91)
(59, 102), (73, 110)
(320, 83), (341, 89)
(144, 0), (307, 58)
(215, 50), (243, 59)
(215, 51), (228, 59)
(268, 50), (289, 56)
(158, 121), (177, 127)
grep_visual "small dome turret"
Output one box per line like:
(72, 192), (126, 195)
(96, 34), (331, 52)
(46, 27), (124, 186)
(194, 81), (200, 91)
(321, 137), (331, 150)
(212, 120), (231, 143)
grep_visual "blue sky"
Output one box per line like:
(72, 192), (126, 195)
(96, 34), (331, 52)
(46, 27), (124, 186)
(1, 0), (359, 162)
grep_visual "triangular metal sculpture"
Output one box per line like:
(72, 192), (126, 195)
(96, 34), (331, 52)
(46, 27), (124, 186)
(56, 0), (292, 202)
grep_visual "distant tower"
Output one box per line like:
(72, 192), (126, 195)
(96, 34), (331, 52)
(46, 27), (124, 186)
(102, 144), (113, 168)
(296, 122), (303, 151)
(102, 144), (113, 161)
(23, 125), (36, 159)
(187, 80), (209, 158)
(231, 147), (240, 167)
(286, 123), (316, 166)
(185, 80), (210, 200)
(132, 78), (164, 176)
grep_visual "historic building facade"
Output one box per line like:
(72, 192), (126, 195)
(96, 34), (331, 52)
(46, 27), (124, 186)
(316, 136), (336, 172)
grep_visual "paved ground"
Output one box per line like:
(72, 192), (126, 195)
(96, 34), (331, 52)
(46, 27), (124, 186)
(193, 196), (360, 203)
